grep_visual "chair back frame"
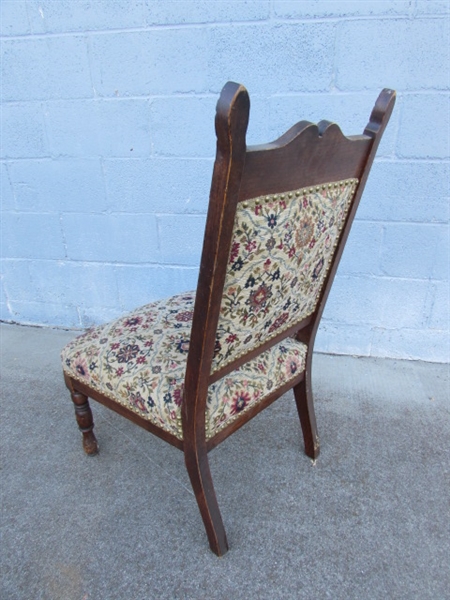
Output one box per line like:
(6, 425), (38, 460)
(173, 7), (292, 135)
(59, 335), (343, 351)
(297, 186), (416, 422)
(183, 83), (396, 453)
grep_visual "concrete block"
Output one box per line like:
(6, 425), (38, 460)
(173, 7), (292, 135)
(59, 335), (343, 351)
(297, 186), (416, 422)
(397, 94), (450, 159)
(2, 36), (92, 102)
(315, 322), (373, 356)
(45, 99), (151, 158)
(44, 100), (98, 158)
(360, 161), (449, 223)
(15, 0), (46, 35)
(62, 213), (159, 262)
(207, 23), (335, 94)
(150, 97), (216, 157)
(2, 260), (85, 320)
(7, 299), (80, 327)
(380, 223), (447, 280)
(0, 302), (13, 322)
(0, 0), (31, 36)
(157, 214), (205, 266)
(1, 163), (15, 210)
(431, 225), (449, 281)
(1, 103), (47, 159)
(98, 100), (151, 157)
(144, 0), (270, 24)
(103, 158), (212, 214)
(79, 306), (125, 328)
(2, 212), (65, 259)
(371, 328), (449, 363)
(0, 274), (7, 304)
(97, 99), (151, 158)
(336, 19), (448, 91)
(116, 265), (199, 311)
(9, 159), (107, 212)
(1, 259), (34, 303)
(267, 92), (397, 157)
(338, 221), (383, 276)
(428, 282), (449, 331)
(378, 277), (433, 329)
(322, 275), (384, 326)
(274, 0), (411, 18)
(415, 0), (450, 14)
(90, 29), (208, 97)
(27, 0), (145, 33)
(28, 260), (120, 309)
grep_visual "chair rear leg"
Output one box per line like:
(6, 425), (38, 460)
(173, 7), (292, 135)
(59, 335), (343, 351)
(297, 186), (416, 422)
(184, 447), (228, 556)
(65, 376), (99, 455)
(294, 364), (320, 460)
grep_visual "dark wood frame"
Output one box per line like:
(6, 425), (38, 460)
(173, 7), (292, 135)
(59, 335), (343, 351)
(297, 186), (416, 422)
(65, 82), (395, 556)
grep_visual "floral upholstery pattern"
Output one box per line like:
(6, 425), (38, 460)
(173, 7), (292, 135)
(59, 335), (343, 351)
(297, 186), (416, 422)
(62, 293), (307, 441)
(212, 179), (358, 372)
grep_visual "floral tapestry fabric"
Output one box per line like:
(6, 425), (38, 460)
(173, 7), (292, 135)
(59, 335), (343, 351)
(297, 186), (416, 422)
(211, 178), (358, 372)
(206, 336), (306, 438)
(62, 293), (307, 441)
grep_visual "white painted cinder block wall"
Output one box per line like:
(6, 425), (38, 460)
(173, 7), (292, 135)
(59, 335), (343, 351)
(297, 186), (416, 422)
(1, 1), (449, 362)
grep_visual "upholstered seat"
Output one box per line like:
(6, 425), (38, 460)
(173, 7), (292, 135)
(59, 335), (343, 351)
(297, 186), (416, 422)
(62, 81), (395, 556)
(62, 292), (307, 441)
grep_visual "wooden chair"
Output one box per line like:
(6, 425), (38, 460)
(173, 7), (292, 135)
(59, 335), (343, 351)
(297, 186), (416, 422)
(62, 82), (395, 556)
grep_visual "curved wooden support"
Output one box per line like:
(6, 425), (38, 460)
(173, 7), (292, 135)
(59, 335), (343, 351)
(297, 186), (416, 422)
(214, 80), (250, 152)
(66, 382), (99, 456)
(293, 352), (320, 460)
(185, 81), (250, 421)
(364, 88), (396, 138)
(184, 447), (229, 556)
(181, 83), (251, 557)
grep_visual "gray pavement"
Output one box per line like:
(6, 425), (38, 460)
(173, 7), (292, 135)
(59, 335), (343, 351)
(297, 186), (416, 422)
(1, 322), (449, 600)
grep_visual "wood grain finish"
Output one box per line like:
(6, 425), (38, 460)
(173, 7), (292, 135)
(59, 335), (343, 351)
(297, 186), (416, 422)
(64, 82), (395, 555)
(65, 374), (99, 456)
(239, 122), (372, 201)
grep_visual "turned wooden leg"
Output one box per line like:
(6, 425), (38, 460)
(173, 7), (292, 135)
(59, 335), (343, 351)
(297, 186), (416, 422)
(65, 376), (99, 455)
(184, 447), (228, 556)
(294, 358), (320, 460)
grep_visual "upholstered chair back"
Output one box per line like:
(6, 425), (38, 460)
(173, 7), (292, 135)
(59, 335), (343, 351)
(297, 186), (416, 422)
(212, 179), (358, 374)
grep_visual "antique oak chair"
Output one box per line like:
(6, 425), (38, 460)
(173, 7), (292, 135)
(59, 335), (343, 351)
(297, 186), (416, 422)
(62, 82), (395, 556)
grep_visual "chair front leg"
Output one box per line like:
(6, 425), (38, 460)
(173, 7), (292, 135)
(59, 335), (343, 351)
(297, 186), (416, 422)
(65, 376), (99, 456)
(294, 358), (320, 460)
(184, 445), (228, 556)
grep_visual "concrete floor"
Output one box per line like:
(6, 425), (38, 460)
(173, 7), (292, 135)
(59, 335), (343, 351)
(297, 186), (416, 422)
(1, 322), (449, 600)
